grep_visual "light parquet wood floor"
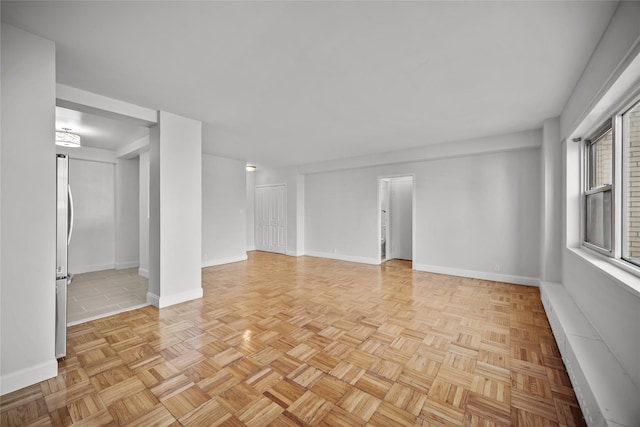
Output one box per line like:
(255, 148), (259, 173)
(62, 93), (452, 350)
(1, 252), (585, 426)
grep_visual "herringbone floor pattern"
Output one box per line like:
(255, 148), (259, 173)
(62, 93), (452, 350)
(0, 252), (585, 426)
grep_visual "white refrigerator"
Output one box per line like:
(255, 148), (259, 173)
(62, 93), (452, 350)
(55, 154), (73, 359)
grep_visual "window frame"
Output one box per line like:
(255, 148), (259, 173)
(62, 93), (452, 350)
(582, 120), (615, 256)
(581, 93), (640, 267)
(620, 97), (640, 266)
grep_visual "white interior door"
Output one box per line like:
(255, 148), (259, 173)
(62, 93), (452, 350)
(255, 185), (286, 254)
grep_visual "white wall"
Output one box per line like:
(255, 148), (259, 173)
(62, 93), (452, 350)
(296, 174), (305, 255)
(305, 134), (541, 284)
(56, 146), (140, 274)
(115, 157), (139, 269)
(390, 178), (412, 261)
(1, 23), (58, 395)
(68, 158), (116, 274)
(416, 150), (540, 283)
(559, 1), (640, 391)
(306, 168), (379, 263)
(139, 151), (149, 277)
(202, 154), (247, 266)
(540, 118), (562, 283)
(561, 1), (640, 139)
(149, 125), (161, 300)
(148, 111), (202, 308)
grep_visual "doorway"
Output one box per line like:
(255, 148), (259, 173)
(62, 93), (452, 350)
(56, 105), (150, 325)
(255, 184), (287, 254)
(65, 156), (148, 325)
(379, 176), (414, 265)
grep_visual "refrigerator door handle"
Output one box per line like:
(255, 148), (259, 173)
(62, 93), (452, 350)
(68, 185), (74, 245)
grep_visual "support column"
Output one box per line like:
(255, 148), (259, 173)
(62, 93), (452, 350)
(541, 117), (562, 282)
(148, 111), (202, 308)
(296, 174), (305, 255)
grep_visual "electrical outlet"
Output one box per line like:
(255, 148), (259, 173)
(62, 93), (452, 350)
(333, 248), (337, 254)
(494, 264), (501, 272)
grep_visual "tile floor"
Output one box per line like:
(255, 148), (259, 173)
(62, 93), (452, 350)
(67, 268), (149, 325)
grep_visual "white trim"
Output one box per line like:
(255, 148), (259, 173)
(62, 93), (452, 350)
(71, 263), (115, 274)
(146, 291), (160, 307)
(0, 359), (58, 396)
(377, 174), (416, 267)
(255, 183), (288, 188)
(305, 251), (380, 266)
(158, 288), (203, 308)
(247, 246), (257, 251)
(413, 263), (539, 287)
(202, 254), (248, 268)
(286, 250), (305, 257)
(138, 268), (149, 278)
(67, 303), (150, 327)
(115, 260), (139, 270)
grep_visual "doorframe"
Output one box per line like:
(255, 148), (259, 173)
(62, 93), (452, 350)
(255, 183), (287, 254)
(377, 174), (416, 268)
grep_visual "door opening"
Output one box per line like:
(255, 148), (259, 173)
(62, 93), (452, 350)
(379, 176), (414, 266)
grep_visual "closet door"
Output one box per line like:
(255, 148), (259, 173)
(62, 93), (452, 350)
(255, 185), (286, 254)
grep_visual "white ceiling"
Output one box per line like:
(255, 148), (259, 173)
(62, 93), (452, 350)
(2, 1), (618, 167)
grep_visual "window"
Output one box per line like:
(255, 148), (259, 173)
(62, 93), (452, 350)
(584, 123), (613, 252)
(622, 100), (640, 265)
(583, 97), (640, 268)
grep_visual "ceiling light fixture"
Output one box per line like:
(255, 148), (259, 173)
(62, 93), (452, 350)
(55, 128), (81, 148)
(246, 165), (256, 172)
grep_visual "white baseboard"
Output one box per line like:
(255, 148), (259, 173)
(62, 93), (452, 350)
(158, 288), (203, 308)
(115, 260), (139, 270)
(67, 303), (150, 327)
(71, 262), (115, 274)
(305, 251), (380, 265)
(540, 281), (640, 427)
(202, 254), (248, 268)
(146, 292), (160, 307)
(286, 250), (305, 257)
(138, 268), (149, 278)
(247, 246), (257, 251)
(413, 263), (539, 287)
(0, 359), (58, 396)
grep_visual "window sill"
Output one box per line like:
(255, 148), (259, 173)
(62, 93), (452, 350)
(570, 247), (640, 298)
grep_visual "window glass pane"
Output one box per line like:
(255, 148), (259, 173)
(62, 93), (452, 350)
(622, 101), (640, 264)
(590, 129), (613, 188)
(585, 190), (612, 250)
